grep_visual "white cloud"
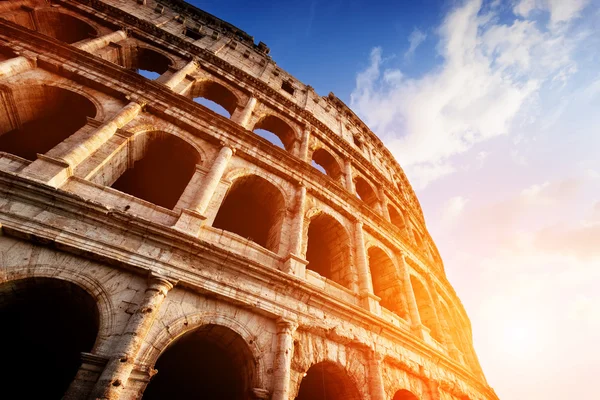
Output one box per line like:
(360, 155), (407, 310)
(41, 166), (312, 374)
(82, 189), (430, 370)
(442, 195), (468, 223)
(513, 0), (590, 27)
(404, 28), (427, 60)
(350, 0), (583, 188)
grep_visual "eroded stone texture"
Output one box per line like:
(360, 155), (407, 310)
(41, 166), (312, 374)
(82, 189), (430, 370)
(0, 1), (498, 399)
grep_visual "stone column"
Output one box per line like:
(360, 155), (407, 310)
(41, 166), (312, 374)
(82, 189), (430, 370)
(174, 144), (234, 236)
(271, 318), (298, 400)
(398, 253), (424, 337)
(424, 274), (449, 347)
(231, 96), (257, 129)
(163, 59), (198, 90)
(282, 184), (308, 277)
(299, 128), (311, 162)
(75, 30), (127, 53)
(355, 220), (380, 314)
(344, 160), (355, 194)
(367, 351), (387, 400)
(0, 56), (36, 79)
(91, 274), (176, 400)
(379, 187), (391, 221)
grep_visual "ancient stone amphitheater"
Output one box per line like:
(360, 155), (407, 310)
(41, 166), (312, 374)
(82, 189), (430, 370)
(0, 1), (498, 399)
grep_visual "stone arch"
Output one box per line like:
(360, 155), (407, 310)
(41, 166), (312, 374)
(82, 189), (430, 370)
(125, 46), (173, 76)
(303, 210), (354, 290)
(190, 79), (240, 117)
(367, 245), (406, 318)
(0, 84), (97, 161)
(409, 275), (443, 343)
(213, 173), (287, 253)
(111, 130), (202, 210)
(311, 147), (343, 182)
(295, 360), (362, 400)
(388, 203), (406, 231)
(354, 175), (379, 209)
(252, 114), (297, 151)
(393, 389), (420, 400)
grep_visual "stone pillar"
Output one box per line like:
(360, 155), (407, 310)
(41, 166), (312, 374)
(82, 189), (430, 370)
(174, 144), (234, 236)
(75, 30), (127, 53)
(344, 160), (355, 194)
(379, 187), (391, 221)
(21, 101), (144, 187)
(0, 56), (36, 79)
(231, 96), (257, 129)
(271, 318), (298, 400)
(367, 351), (387, 400)
(63, 353), (109, 400)
(282, 184), (308, 277)
(163, 59), (198, 90)
(398, 253), (424, 337)
(91, 274), (176, 400)
(424, 274), (449, 347)
(299, 128), (311, 162)
(355, 220), (380, 314)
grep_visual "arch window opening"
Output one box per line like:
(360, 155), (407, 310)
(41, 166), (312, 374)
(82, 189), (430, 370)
(367, 247), (406, 318)
(0, 85), (97, 161)
(125, 47), (172, 80)
(410, 275), (443, 343)
(295, 362), (361, 400)
(143, 324), (255, 400)
(388, 205), (406, 231)
(305, 214), (353, 289)
(354, 176), (379, 209)
(393, 389), (420, 400)
(0, 278), (99, 399)
(311, 148), (342, 182)
(25, 10), (97, 44)
(252, 115), (295, 151)
(212, 175), (286, 252)
(191, 80), (238, 118)
(111, 133), (200, 210)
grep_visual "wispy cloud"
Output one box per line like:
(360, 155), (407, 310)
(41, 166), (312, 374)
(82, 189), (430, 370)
(404, 28), (427, 60)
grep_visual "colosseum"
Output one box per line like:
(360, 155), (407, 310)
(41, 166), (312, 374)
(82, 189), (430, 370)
(0, 1), (499, 399)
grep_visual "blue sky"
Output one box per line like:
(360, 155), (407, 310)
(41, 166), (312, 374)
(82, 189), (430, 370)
(189, 1), (600, 399)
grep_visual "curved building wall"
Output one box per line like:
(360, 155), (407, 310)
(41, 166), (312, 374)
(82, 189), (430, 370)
(0, 1), (497, 400)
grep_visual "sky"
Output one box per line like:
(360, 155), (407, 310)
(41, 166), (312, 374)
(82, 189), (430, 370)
(190, 1), (600, 398)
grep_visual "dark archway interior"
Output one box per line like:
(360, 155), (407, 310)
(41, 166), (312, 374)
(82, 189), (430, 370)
(35, 10), (98, 44)
(388, 204), (406, 231)
(311, 148), (342, 182)
(393, 389), (420, 400)
(212, 175), (285, 252)
(295, 362), (361, 400)
(354, 176), (379, 209)
(111, 133), (199, 210)
(134, 47), (171, 75)
(0, 278), (99, 399)
(306, 214), (352, 289)
(368, 247), (406, 318)
(252, 115), (295, 151)
(191, 80), (238, 117)
(0, 86), (97, 161)
(143, 324), (255, 400)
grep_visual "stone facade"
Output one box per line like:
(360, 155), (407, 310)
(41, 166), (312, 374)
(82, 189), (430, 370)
(0, 1), (498, 399)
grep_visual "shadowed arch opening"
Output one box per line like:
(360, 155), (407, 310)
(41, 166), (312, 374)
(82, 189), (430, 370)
(388, 204), (406, 231)
(129, 47), (172, 79)
(252, 115), (296, 151)
(311, 148), (342, 182)
(393, 389), (420, 400)
(35, 10), (97, 43)
(295, 361), (361, 400)
(0, 85), (97, 160)
(143, 324), (255, 400)
(355, 176), (379, 209)
(191, 80), (238, 117)
(410, 275), (443, 343)
(213, 175), (286, 252)
(368, 247), (406, 318)
(0, 277), (99, 399)
(111, 132), (200, 209)
(306, 213), (353, 289)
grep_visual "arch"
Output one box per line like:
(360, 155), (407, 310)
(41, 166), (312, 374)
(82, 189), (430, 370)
(412, 228), (424, 248)
(252, 114), (296, 151)
(0, 85), (97, 160)
(111, 131), (201, 210)
(388, 204), (406, 231)
(34, 10), (98, 44)
(190, 79), (239, 117)
(127, 46), (172, 78)
(439, 300), (465, 361)
(305, 212), (353, 290)
(393, 389), (420, 400)
(409, 275), (443, 343)
(212, 174), (286, 253)
(354, 176), (379, 209)
(367, 246), (406, 318)
(142, 324), (256, 400)
(311, 148), (343, 182)
(0, 277), (99, 399)
(295, 361), (361, 400)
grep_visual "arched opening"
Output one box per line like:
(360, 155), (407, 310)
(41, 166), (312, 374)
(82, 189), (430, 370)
(412, 229), (424, 248)
(127, 47), (172, 79)
(0, 85), (97, 160)
(143, 324), (255, 400)
(252, 115), (296, 151)
(0, 277), (99, 399)
(213, 175), (286, 252)
(410, 275), (443, 343)
(354, 176), (379, 209)
(393, 389), (420, 400)
(439, 302), (464, 361)
(305, 213), (353, 289)
(111, 132), (200, 210)
(191, 80), (238, 118)
(311, 148), (342, 182)
(295, 361), (361, 400)
(388, 204), (406, 231)
(367, 247), (406, 318)
(35, 10), (97, 44)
